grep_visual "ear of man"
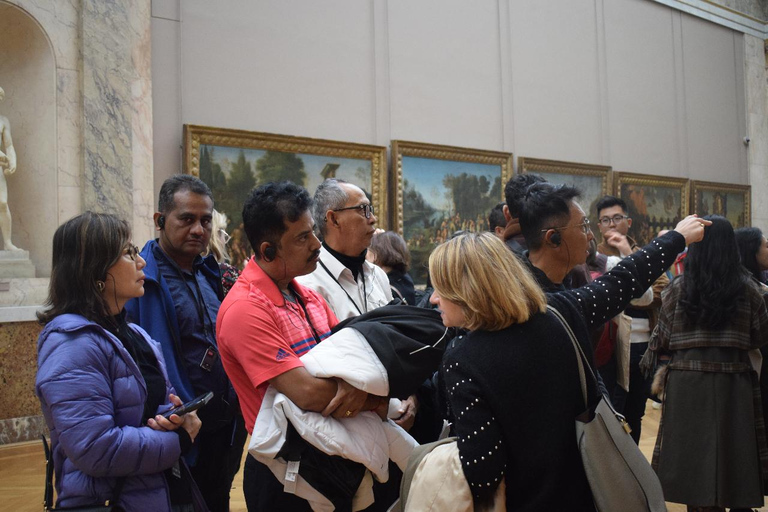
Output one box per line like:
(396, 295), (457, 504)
(153, 212), (164, 230)
(548, 230), (562, 247)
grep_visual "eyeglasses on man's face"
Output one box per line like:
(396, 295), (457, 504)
(332, 203), (375, 219)
(542, 218), (592, 235)
(598, 214), (629, 227)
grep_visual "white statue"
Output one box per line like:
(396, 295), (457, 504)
(0, 87), (19, 251)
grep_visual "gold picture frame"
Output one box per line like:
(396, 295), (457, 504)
(691, 180), (751, 228)
(184, 125), (387, 268)
(391, 140), (512, 284)
(613, 172), (690, 245)
(518, 156), (612, 227)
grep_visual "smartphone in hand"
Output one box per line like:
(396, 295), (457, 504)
(162, 391), (214, 420)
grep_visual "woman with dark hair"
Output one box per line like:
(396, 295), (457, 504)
(35, 212), (202, 511)
(650, 216), (768, 512)
(735, 226), (768, 285)
(368, 230), (416, 304)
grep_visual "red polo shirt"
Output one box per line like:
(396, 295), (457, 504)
(217, 258), (338, 433)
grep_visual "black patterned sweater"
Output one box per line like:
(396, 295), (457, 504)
(440, 231), (685, 511)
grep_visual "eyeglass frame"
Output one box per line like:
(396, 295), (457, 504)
(124, 243), (141, 261)
(218, 228), (231, 245)
(540, 217), (592, 235)
(331, 203), (375, 219)
(597, 214), (630, 227)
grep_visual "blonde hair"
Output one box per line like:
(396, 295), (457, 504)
(206, 209), (230, 263)
(428, 232), (547, 331)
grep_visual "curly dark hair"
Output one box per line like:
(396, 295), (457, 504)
(734, 226), (765, 284)
(518, 182), (581, 250)
(38, 212), (131, 326)
(682, 215), (751, 329)
(504, 173), (546, 219)
(242, 181), (313, 258)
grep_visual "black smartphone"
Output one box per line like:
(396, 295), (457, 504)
(161, 391), (214, 420)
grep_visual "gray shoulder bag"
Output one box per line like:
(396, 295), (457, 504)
(547, 305), (667, 512)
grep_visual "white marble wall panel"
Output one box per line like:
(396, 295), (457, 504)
(745, 35), (768, 226)
(57, 68), (81, 189)
(604, 0), (681, 176)
(181, 0), (377, 144)
(130, 1), (155, 244)
(387, 0), (503, 149)
(57, 185), (80, 230)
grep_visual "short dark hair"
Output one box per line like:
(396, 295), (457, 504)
(595, 195), (627, 217)
(158, 175), (213, 213)
(488, 202), (506, 232)
(735, 226), (765, 283)
(38, 212), (131, 325)
(242, 181), (313, 258)
(504, 174), (546, 218)
(369, 231), (410, 273)
(518, 182), (581, 250)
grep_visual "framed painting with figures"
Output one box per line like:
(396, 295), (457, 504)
(184, 125), (387, 269)
(518, 156), (612, 229)
(691, 180), (750, 228)
(613, 172), (689, 245)
(391, 140), (512, 284)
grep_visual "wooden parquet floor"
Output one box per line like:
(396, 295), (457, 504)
(1, 402), (766, 511)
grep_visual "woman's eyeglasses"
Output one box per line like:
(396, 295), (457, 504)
(124, 244), (140, 261)
(332, 203), (375, 219)
(219, 229), (231, 244)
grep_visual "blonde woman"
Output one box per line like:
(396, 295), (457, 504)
(206, 209), (239, 296)
(428, 216), (706, 511)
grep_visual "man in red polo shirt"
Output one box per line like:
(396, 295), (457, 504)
(217, 181), (384, 511)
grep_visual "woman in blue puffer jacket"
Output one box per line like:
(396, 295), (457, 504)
(35, 212), (202, 512)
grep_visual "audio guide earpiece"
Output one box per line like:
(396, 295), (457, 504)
(158, 215), (166, 229)
(264, 245), (277, 261)
(551, 232), (562, 247)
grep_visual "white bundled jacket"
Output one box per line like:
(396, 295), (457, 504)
(249, 327), (418, 511)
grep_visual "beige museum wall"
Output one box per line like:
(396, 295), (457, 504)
(152, 0), (758, 209)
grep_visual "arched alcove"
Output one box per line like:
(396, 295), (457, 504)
(0, 1), (57, 277)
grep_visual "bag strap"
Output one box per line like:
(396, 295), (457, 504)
(547, 305), (596, 409)
(41, 434), (126, 510)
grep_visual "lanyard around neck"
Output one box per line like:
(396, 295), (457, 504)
(318, 260), (366, 315)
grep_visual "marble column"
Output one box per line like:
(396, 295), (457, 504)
(82, 0), (154, 242)
(745, 35), (768, 227)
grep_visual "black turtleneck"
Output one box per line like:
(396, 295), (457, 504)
(323, 241), (366, 281)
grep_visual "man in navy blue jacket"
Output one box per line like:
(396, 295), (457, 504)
(126, 175), (245, 512)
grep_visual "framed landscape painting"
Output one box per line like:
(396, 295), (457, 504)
(691, 180), (750, 228)
(391, 140), (512, 284)
(518, 157), (612, 228)
(613, 172), (689, 245)
(184, 125), (387, 268)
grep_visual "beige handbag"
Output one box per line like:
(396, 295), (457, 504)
(391, 437), (505, 512)
(548, 305), (667, 512)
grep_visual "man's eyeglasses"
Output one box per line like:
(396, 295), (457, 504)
(332, 203), (375, 219)
(219, 228), (231, 245)
(542, 218), (592, 235)
(124, 243), (140, 261)
(598, 214), (629, 227)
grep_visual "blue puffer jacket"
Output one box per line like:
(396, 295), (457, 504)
(35, 314), (182, 512)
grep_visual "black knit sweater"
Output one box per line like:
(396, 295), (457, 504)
(441, 232), (684, 511)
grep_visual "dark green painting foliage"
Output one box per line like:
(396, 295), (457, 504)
(217, 150), (255, 229)
(443, 173), (501, 222)
(402, 179), (436, 237)
(256, 151), (307, 186)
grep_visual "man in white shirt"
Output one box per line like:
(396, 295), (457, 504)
(296, 178), (392, 319)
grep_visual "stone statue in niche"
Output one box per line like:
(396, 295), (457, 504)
(0, 86), (20, 251)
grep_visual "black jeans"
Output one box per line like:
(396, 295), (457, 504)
(189, 416), (247, 512)
(612, 342), (650, 444)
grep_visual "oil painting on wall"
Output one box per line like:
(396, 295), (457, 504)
(391, 140), (512, 284)
(518, 157), (611, 228)
(184, 125), (387, 268)
(614, 173), (689, 245)
(691, 181), (750, 228)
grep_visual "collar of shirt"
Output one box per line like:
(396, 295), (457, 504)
(240, 257), (315, 308)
